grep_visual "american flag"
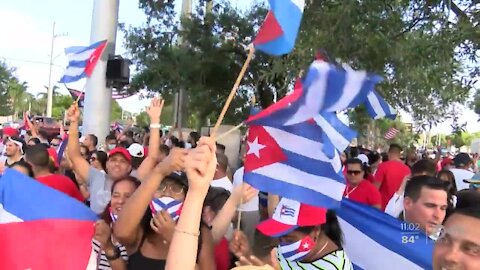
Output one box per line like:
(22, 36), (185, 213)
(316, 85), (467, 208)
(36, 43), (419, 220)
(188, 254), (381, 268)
(66, 87), (133, 100)
(384, 127), (399, 140)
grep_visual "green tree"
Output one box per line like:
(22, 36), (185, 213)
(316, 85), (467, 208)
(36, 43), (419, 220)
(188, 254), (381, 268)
(123, 0), (478, 128)
(135, 111), (149, 127)
(0, 62), (27, 117)
(111, 100), (124, 121)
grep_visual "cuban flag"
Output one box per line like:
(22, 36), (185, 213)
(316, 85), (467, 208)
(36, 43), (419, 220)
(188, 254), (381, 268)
(313, 112), (357, 158)
(243, 122), (345, 209)
(247, 61), (382, 127)
(0, 169), (98, 269)
(279, 236), (315, 261)
(337, 199), (433, 270)
(253, 0), (305, 55)
(56, 134), (68, 164)
(150, 197), (183, 222)
(364, 90), (397, 120)
(59, 40), (108, 83)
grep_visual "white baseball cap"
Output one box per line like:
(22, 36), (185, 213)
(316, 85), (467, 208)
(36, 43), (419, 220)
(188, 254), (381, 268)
(127, 143), (145, 158)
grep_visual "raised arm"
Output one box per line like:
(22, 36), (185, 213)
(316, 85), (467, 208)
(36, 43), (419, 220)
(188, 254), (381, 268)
(166, 137), (217, 270)
(65, 104), (90, 183)
(210, 183), (257, 244)
(137, 98), (164, 180)
(114, 148), (187, 247)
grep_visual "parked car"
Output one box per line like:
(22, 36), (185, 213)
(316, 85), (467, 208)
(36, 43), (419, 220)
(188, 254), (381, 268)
(31, 116), (61, 138)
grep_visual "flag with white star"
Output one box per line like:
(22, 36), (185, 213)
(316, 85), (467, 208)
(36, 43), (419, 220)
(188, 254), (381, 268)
(244, 122), (346, 209)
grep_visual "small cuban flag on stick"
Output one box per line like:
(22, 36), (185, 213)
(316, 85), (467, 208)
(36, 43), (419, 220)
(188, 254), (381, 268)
(210, 1), (305, 136)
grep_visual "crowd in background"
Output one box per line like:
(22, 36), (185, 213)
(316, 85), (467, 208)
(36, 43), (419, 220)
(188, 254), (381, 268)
(1, 98), (479, 270)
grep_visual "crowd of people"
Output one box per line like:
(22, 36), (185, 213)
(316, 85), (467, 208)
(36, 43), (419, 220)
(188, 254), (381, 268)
(1, 98), (480, 270)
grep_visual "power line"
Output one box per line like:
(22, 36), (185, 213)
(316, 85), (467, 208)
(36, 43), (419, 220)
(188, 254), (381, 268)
(0, 56), (65, 70)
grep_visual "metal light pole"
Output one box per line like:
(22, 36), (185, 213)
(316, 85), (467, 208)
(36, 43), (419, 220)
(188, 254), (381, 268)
(82, 0), (120, 144)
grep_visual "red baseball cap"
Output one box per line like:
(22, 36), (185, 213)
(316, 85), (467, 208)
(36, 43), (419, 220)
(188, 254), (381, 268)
(108, 147), (132, 162)
(441, 157), (453, 167)
(3, 127), (18, 137)
(257, 198), (327, 237)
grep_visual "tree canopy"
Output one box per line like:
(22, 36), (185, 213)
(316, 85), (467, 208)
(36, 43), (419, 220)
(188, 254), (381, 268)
(122, 0), (478, 130)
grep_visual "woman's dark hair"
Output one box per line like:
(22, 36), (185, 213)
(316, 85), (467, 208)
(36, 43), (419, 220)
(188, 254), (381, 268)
(92, 150), (108, 171)
(296, 210), (343, 248)
(100, 176), (141, 225)
(12, 160), (34, 178)
(367, 152), (381, 166)
(437, 169), (457, 196)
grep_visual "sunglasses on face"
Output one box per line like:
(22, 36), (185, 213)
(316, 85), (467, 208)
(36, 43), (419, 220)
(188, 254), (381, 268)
(347, 170), (362, 176)
(158, 182), (184, 195)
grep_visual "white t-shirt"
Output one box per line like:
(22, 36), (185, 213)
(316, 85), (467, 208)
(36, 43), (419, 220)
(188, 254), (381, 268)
(233, 167), (259, 212)
(450, 168), (474, 191)
(211, 176), (233, 192)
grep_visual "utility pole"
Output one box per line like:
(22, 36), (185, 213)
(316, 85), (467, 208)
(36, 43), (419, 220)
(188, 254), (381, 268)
(46, 22), (67, 117)
(83, 0), (120, 144)
(46, 22), (56, 117)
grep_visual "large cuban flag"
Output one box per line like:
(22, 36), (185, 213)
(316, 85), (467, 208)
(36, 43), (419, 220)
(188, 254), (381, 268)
(243, 122), (345, 209)
(253, 0), (305, 55)
(338, 199), (433, 270)
(364, 90), (397, 120)
(59, 40), (107, 83)
(0, 169), (98, 269)
(247, 61), (383, 127)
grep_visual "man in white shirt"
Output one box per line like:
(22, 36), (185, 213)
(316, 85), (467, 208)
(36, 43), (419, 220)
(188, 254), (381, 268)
(450, 153), (474, 191)
(233, 166), (260, 246)
(211, 153), (233, 192)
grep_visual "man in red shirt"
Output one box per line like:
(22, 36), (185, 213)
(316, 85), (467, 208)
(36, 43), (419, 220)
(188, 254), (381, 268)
(344, 158), (382, 209)
(24, 144), (84, 202)
(374, 144), (411, 210)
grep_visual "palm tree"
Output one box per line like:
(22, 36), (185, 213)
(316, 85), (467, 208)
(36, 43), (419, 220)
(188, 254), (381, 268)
(7, 79), (28, 120)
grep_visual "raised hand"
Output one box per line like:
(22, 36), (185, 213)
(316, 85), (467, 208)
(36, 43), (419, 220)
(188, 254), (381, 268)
(229, 230), (252, 259)
(147, 97), (164, 124)
(184, 137), (217, 193)
(154, 147), (188, 176)
(232, 183), (259, 206)
(94, 220), (113, 248)
(150, 210), (176, 243)
(66, 103), (81, 123)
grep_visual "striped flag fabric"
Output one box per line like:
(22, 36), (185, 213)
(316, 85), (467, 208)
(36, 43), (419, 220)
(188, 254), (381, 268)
(365, 90), (397, 120)
(253, 0), (305, 55)
(0, 169), (98, 269)
(56, 135), (68, 165)
(243, 122), (345, 209)
(59, 40), (107, 83)
(337, 199), (433, 269)
(384, 127), (399, 140)
(246, 61), (382, 127)
(313, 112), (357, 158)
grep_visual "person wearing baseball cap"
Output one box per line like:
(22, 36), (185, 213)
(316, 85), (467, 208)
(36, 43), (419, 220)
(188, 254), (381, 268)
(450, 153), (474, 191)
(463, 173), (480, 191)
(66, 103), (134, 214)
(243, 198), (354, 269)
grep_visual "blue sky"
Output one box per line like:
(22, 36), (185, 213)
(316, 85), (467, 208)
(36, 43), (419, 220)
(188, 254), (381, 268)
(1, 0), (478, 133)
